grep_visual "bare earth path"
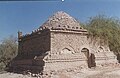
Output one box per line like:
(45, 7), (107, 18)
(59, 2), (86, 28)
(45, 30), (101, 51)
(0, 66), (120, 78)
(50, 66), (120, 78)
(85, 67), (120, 78)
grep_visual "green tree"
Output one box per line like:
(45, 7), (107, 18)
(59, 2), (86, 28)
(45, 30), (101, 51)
(82, 15), (120, 54)
(0, 35), (18, 71)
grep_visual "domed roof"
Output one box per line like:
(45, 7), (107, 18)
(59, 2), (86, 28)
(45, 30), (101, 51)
(39, 11), (85, 31)
(22, 11), (88, 38)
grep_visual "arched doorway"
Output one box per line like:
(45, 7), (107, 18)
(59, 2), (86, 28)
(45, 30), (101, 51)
(81, 48), (96, 68)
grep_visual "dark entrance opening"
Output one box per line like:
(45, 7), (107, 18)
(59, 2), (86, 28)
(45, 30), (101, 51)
(88, 53), (96, 68)
(81, 48), (96, 68)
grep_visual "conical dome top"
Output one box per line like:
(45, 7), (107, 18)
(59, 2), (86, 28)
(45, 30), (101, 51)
(39, 11), (84, 30)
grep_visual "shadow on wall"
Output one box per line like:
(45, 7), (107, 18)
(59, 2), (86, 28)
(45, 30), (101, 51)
(88, 53), (96, 68)
(6, 51), (48, 74)
(117, 54), (120, 63)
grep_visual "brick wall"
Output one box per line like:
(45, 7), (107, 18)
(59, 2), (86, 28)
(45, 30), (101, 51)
(18, 29), (50, 58)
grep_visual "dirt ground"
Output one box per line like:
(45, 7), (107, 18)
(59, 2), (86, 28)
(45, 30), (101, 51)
(0, 65), (120, 78)
(51, 66), (120, 78)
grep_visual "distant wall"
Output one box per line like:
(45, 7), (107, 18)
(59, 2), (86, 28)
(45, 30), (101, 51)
(88, 37), (117, 65)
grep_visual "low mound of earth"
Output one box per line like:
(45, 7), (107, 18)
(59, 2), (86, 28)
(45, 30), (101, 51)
(0, 64), (120, 78)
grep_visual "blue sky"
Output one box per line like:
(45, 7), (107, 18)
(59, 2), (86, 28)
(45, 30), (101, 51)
(0, 0), (120, 41)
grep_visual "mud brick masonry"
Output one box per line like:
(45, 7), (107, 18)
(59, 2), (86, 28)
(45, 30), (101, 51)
(11, 11), (117, 72)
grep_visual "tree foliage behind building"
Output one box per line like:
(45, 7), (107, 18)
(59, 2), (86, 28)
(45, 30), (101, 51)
(0, 36), (18, 71)
(82, 15), (120, 54)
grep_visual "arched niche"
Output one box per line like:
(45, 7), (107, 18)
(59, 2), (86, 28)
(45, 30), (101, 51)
(60, 46), (74, 54)
(97, 46), (105, 53)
